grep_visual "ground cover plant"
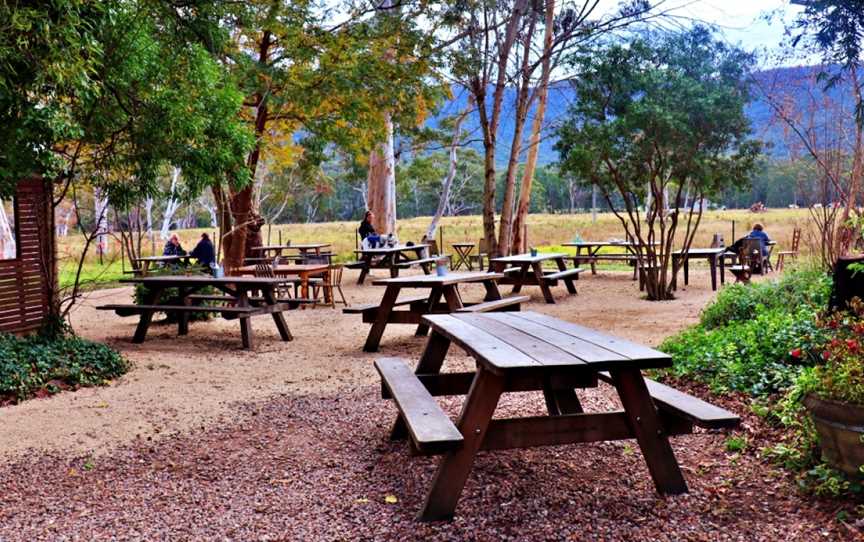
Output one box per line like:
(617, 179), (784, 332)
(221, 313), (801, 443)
(659, 267), (864, 510)
(0, 327), (128, 405)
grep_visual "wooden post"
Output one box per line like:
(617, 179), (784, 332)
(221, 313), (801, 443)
(278, 229), (282, 245)
(267, 223), (272, 245)
(732, 221), (736, 243)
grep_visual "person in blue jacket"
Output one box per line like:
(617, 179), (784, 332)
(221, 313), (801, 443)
(747, 223), (771, 256)
(190, 232), (216, 268)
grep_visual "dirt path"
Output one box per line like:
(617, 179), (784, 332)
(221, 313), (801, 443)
(0, 268), (720, 459)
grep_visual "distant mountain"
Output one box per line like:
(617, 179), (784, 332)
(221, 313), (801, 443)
(427, 65), (855, 166)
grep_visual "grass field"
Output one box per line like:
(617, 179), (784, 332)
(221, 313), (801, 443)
(57, 208), (813, 288)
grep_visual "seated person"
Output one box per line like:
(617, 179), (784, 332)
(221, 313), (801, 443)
(727, 222), (772, 257)
(189, 232), (216, 269)
(162, 234), (186, 257)
(359, 210), (382, 248)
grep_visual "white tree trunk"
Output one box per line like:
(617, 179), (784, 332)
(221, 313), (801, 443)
(425, 108), (470, 241)
(200, 197), (218, 228)
(94, 189), (110, 254)
(0, 200), (16, 259)
(144, 197), (154, 235)
(160, 167), (182, 240)
(366, 113), (396, 234)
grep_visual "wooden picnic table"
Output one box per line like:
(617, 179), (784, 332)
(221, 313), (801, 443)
(563, 240), (660, 277)
(671, 247), (726, 291)
(97, 276), (294, 350)
(375, 311), (740, 521)
(250, 243), (331, 258)
(234, 263), (330, 302)
(451, 243), (476, 271)
(344, 271), (528, 352)
(352, 244), (432, 285)
(132, 255), (191, 276)
(489, 252), (583, 304)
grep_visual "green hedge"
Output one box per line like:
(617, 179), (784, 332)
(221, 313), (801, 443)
(659, 269), (831, 395)
(0, 332), (128, 403)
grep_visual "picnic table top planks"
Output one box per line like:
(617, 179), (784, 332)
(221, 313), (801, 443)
(422, 311), (672, 373)
(489, 252), (568, 264)
(354, 244), (429, 255)
(133, 255), (188, 262)
(120, 275), (286, 286)
(672, 247), (726, 256)
(371, 271), (504, 287)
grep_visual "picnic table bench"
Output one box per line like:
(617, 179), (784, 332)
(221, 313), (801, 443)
(96, 276), (295, 350)
(350, 244), (433, 284)
(489, 252), (583, 304)
(344, 271), (527, 352)
(375, 311), (740, 521)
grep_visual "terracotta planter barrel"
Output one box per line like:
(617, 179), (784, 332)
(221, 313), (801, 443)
(804, 394), (864, 478)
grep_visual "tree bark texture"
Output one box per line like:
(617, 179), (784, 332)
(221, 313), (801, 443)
(367, 113), (397, 235)
(512, 0), (555, 253)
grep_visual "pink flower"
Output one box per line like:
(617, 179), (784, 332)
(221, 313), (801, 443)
(822, 351), (831, 361)
(789, 348), (802, 359)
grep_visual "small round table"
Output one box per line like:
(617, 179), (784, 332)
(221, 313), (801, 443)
(451, 242), (476, 271)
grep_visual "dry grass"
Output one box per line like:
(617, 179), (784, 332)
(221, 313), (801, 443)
(56, 208), (812, 283)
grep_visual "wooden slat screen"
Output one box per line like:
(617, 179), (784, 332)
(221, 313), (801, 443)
(0, 178), (51, 334)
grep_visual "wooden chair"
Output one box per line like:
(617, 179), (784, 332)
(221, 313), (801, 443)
(742, 238), (769, 275)
(728, 246), (752, 283)
(471, 238), (489, 270)
(314, 264), (347, 308)
(776, 228), (801, 271)
(254, 263), (293, 298)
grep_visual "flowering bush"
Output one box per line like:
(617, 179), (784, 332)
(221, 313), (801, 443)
(795, 301), (864, 406)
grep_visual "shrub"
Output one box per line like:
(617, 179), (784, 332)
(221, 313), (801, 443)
(0, 331), (128, 403)
(660, 307), (822, 395)
(700, 268), (831, 329)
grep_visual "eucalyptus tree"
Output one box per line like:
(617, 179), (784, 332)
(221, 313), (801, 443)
(556, 27), (761, 300)
(0, 0), (252, 317)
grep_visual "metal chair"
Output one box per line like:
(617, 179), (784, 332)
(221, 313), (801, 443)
(776, 228), (801, 271)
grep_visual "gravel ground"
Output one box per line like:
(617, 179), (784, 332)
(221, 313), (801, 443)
(0, 385), (856, 541)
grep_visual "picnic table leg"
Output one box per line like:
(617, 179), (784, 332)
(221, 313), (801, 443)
(178, 287), (191, 336)
(391, 330), (452, 440)
(720, 253), (725, 285)
(542, 377), (583, 415)
(510, 264), (528, 294)
(709, 255), (717, 291)
(262, 286), (293, 341)
(684, 257), (690, 286)
(132, 286), (163, 343)
(442, 284), (464, 311)
(555, 257), (577, 294)
(532, 262), (555, 304)
(357, 255), (373, 285)
(609, 367), (688, 495)
(415, 287), (442, 337)
(236, 289), (255, 350)
(364, 284), (400, 352)
(482, 280), (503, 302)
(419, 367), (505, 522)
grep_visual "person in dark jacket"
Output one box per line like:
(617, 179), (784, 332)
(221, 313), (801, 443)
(162, 234), (186, 256)
(359, 210), (381, 248)
(190, 233), (216, 268)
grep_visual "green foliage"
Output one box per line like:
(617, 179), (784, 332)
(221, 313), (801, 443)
(556, 26), (762, 204)
(659, 269), (833, 395)
(724, 434), (749, 453)
(133, 279), (217, 323)
(0, 0), (252, 199)
(0, 331), (127, 403)
(701, 269), (831, 329)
